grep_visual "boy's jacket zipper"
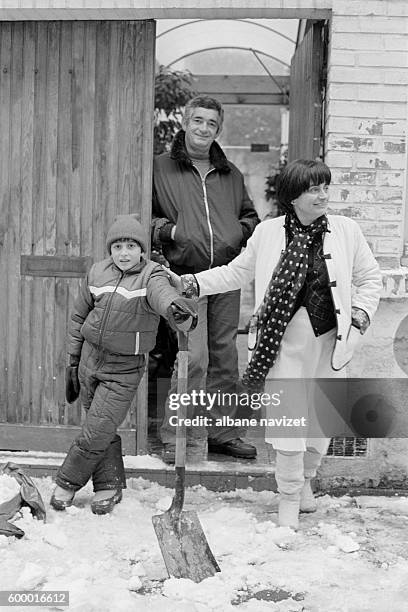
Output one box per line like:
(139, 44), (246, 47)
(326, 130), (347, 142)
(97, 271), (124, 350)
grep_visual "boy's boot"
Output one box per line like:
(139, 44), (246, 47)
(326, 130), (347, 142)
(91, 435), (126, 515)
(275, 450), (304, 530)
(50, 485), (75, 511)
(91, 489), (122, 515)
(300, 446), (325, 513)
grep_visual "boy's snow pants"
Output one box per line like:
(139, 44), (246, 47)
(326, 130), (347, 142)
(56, 341), (145, 492)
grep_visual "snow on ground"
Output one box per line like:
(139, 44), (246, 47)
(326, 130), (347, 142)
(1, 476), (408, 612)
(0, 474), (21, 503)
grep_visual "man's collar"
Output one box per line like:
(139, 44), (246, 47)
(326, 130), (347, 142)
(170, 130), (231, 173)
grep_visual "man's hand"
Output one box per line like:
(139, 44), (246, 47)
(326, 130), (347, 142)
(167, 298), (198, 332)
(66, 358), (80, 404)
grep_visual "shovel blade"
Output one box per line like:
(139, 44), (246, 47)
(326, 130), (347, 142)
(152, 509), (220, 583)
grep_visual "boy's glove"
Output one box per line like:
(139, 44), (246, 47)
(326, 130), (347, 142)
(167, 298), (198, 332)
(65, 356), (80, 404)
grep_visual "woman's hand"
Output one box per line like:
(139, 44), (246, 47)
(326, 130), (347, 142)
(163, 266), (183, 293)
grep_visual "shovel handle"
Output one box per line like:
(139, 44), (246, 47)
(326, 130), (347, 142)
(175, 331), (188, 468)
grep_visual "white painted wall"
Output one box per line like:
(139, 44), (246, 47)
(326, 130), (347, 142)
(326, 0), (408, 272)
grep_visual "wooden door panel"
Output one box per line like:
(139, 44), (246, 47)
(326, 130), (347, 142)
(288, 21), (326, 161)
(0, 20), (156, 454)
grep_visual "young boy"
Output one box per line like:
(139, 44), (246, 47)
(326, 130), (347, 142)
(51, 214), (197, 515)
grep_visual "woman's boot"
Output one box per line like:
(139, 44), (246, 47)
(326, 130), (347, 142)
(300, 445), (325, 513)
(275, 450), (304, 530)
(279, 495), (301, 529)
(300, 478), (317, 513)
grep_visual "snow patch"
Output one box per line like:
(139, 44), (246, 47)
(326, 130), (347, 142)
(318, 523), (360, 553)
(127, 575), (143, 591)
(163, 575), (232, 610)
(1, 477), (408, 611)
(124, 454), (168, 469)
(42, 524), (69, 549)
(0, 473), (21, 503)
(16, 562), (47, 590)
(155, 495), (173, 511)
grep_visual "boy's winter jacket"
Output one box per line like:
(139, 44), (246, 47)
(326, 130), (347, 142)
(68, 258), (180, 358)
(152, 130), (259, 275)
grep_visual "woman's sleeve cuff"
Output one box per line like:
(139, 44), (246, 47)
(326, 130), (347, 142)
(181, 274), (200, 299)
(351, 307), (370, 334)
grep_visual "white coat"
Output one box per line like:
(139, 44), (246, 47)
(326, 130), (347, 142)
(196, 215), (382, 371)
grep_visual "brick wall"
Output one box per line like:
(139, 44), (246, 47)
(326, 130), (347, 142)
(326, 0), (408, 275)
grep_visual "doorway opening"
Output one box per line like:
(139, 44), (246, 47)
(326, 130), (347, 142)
(149, 16), (333, 459)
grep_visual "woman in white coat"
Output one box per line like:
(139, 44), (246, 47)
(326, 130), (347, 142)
(178, 159), (382, 529)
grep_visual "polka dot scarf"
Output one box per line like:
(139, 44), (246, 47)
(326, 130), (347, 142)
(241, 212), (328, 392)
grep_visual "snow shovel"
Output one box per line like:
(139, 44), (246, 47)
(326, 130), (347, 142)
(152, 331), (220, 583)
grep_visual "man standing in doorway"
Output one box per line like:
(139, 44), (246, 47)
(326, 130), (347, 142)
(152, 95), (260, 463)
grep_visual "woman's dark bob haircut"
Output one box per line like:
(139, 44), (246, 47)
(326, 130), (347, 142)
(277, 159), (331, 212)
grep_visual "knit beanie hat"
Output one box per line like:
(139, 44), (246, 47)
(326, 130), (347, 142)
(106, 214), (148, 253)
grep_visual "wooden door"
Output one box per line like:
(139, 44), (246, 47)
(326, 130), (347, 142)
(0, 20), (156, 454)
(288, 20), (327, 161)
